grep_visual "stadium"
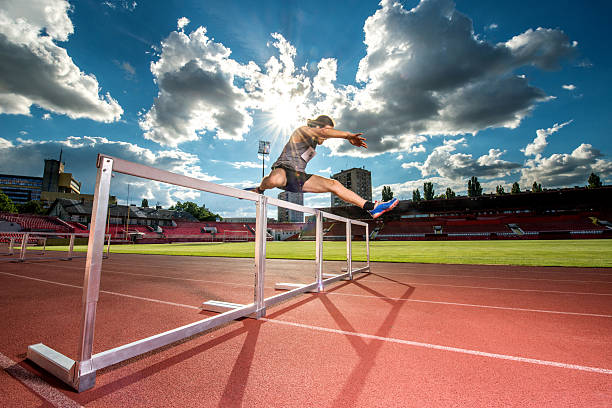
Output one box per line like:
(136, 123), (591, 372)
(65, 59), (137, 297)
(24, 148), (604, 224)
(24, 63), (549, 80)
(1, 1), (612, 407)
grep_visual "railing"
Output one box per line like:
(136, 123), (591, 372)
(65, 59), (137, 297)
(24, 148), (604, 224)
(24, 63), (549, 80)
(0, 231), (111, 261)
(27, 154), (370, 392)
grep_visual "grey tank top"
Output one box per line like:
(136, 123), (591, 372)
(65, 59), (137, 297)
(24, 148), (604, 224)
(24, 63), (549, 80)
(272, 128), (318, 173)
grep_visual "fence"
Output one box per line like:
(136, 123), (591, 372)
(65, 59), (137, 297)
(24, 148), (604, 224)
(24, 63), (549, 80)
(0, 231), (111, 261)
(27, 154), (370, 392)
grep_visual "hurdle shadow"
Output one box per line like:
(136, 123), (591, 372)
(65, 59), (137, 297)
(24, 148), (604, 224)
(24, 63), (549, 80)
(76, 319), (262, 406)
(318, 277), (415, 406)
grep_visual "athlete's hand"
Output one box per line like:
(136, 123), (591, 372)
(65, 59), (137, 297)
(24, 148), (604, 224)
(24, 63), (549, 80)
(347, 133), (367, 149)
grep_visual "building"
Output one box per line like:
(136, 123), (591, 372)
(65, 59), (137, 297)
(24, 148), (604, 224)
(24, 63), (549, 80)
(331, 167), (372, 207)
(0, 174), (43, 204)
(277, 191), (304, 222)
(48, 198), (195, 227)
(42, 159), (81, 194)
(0, 158), (85, 206)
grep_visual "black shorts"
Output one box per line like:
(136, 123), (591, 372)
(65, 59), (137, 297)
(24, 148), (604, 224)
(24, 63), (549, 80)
(272, 164), (313, 193)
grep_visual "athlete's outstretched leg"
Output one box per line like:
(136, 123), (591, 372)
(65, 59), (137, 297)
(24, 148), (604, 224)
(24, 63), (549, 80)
(302, 175), (366, 207)
(302, 174), (398, 218)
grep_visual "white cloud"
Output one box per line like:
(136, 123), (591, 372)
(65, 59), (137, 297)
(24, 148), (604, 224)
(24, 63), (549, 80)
(486, 23), (499, 30)
(408, 138), (521, 180)
(520, 144), (612, 187)
(330, 0), (575, 156)
(0, 137), (13, 148)
(103, 0), (137, 11)
(318, 167), (331, 174)
(42, 113), (51, 120)
(0, 0), (123, 121)
(522, 120), (572, 157)
(116, 61), (136, 79)
(562, 84), (576, 90)
(0, 136), (219, 207)
(177, 17), (190, 30)
(229, 161), (261, 169)
(139, 0), (576, 160)
(139, 26), (255, 146)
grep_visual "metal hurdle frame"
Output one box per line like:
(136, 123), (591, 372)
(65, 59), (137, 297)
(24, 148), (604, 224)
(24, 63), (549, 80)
(27, 154), (370, 392)
(0, 232), (111, 262)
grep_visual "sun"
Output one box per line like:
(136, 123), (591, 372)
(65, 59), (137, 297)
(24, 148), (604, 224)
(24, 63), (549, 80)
(257, 99), (305, 146)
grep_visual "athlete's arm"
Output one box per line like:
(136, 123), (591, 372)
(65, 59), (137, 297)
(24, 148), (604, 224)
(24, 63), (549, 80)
(299, 126), (368, 148)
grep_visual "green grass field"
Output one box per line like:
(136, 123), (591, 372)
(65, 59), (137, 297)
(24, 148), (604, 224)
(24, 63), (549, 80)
(41, 239), (612, 267)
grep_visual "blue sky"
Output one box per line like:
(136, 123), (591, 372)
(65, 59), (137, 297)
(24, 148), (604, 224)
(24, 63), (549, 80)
(1, 0), (611, 218)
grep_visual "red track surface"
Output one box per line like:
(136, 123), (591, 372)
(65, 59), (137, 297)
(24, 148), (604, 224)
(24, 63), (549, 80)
(1, 253), (611, 407)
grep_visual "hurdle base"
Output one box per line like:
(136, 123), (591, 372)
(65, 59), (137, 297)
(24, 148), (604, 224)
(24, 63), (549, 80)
(274, 283), (318, 292)
(322, 273), (350, 281)
(27, 343), (85, 391)
(341, 266), (371, 274)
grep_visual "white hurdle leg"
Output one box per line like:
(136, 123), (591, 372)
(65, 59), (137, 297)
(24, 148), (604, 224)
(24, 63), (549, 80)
(75, 156), (113, 391)
(254, 195), (268, 318)
(315, 211), (323, 292)
(20, 233), (29, 261)
(346, 222), (352, 280)
(68, 234), (75, 260)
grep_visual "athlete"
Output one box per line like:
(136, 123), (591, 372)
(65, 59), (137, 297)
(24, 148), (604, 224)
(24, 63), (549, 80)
(250, 115), (398, 219)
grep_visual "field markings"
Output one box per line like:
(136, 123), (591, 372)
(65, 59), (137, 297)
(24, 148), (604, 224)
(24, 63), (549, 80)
(23, 262), (612, 297)
(260, 318), (612, 375)
(0, 272), (201, 310)
(3, 272), (612, 378)
(0, 352), (83, 408)
(2, 271), (610, 319)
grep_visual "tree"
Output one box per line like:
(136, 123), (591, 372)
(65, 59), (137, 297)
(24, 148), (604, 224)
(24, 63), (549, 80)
(445, 187), (456, 199)
(532, 181), (542, 192)
(467, 176), (482, 197)
(511, 182), (520, 194)
(17, 200), (46, 215)
(496, 185), (505, 195)
(588, 172), (602, 188)
(170, 201), (220, 221)
(423, 182), (435, 200)
(381, 186), (394, 201)
(0, 191), (17, 213)
(412, 189), (421, 202)
(141, 198), (149, 207)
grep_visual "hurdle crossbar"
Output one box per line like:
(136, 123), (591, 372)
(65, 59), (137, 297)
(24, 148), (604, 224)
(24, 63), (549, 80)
(27, 153), (370, 392)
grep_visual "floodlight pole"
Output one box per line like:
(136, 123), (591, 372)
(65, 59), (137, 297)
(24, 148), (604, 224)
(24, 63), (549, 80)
(258, 140), (270, 178)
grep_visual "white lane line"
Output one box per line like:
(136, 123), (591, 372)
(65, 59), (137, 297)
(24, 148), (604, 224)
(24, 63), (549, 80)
(365, 279), (612, 296)
(0, 352), (83, 408)
(30, 263), (612, 297)
(2, 271), (610, 319)
(368, 272), (612, 284)
(260, 318), (612, 375)
(0, 272), (200, 310)
(328, 292), (612, 318)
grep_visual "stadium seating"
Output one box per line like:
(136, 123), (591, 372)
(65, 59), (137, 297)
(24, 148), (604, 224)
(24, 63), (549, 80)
(0, 213), (70, 232)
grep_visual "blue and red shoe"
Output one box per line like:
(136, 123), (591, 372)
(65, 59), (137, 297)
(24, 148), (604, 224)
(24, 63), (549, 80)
(368, 197), (399, 219)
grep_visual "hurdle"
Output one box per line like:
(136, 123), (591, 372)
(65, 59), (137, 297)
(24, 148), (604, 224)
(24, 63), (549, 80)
(26, 154), (370, 392)
(0, 231), (111, 262)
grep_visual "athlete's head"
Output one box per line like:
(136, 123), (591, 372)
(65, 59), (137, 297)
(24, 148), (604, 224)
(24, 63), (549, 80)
(307, 115), (334, 128)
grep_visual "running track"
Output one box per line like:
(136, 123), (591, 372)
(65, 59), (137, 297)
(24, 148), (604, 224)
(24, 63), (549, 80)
(0, 252), (611, 407)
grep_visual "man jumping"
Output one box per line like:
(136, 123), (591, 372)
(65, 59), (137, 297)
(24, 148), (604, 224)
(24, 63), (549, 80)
(250, 115), (398, 219)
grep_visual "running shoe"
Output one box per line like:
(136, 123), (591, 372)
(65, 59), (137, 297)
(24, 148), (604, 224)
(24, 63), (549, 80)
(368, 197), (399, 219)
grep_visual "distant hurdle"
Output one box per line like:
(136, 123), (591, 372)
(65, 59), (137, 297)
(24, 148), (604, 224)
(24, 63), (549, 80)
(0, 231), (111, 262)
(27, 154), (370, 392)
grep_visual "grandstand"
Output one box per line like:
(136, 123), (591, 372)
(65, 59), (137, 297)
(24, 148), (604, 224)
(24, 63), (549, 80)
(2, 185), (610, 243)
